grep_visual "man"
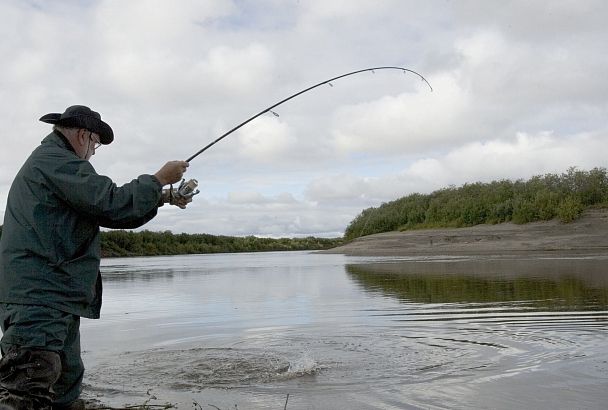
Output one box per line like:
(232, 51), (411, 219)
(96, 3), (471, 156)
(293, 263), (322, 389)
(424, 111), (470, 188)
(0, 105), (193, 409)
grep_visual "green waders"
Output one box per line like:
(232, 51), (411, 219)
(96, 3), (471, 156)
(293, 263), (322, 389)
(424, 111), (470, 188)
(0, 304), (84, 409)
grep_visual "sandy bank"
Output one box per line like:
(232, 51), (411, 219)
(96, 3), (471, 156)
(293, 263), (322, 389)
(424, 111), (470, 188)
(324, 209), (608, 258)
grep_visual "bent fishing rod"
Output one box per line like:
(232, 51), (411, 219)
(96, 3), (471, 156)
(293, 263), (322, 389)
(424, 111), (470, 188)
(172, 66), (432, 199)
(185, 66), (432, 163)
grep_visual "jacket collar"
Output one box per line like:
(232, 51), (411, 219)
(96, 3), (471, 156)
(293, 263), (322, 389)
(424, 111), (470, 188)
(44, 130), (77, 155)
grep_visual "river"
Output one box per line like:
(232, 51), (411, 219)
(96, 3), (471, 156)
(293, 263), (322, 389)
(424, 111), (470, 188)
(81, 251), (608, 409)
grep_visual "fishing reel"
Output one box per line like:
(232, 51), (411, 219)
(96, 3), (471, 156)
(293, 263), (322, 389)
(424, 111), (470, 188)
(161, 178), (200, 207)
(175, 178), (200, 199)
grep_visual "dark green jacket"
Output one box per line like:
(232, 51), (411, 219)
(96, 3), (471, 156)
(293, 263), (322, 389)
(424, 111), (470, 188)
(0, 131), (162, 318)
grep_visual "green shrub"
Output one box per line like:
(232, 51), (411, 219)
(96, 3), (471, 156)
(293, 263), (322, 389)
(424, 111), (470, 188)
(533, 189), (560, 220)
(556, 196), (584, 223)
(345, 167), (608, 239)
(512, 198), (537, 224)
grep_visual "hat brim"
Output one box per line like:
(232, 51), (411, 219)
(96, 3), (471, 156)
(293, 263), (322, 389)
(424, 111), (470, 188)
(39, 113), (114, 145)
(39, 113), (62, 124)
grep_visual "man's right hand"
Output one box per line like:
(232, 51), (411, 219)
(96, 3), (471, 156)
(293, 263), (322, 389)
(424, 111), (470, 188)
(154, 161), (189, 186)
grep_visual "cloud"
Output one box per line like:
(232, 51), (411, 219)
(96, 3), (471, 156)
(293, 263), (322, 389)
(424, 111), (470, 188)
(99, 42), (275, 105)
(1, 1), (607, 238)
(305, 174), (389, 207)
(429, 131), (608, 184)
(235, 116), (298, 162)
(454, 0), (606, 43)
(329, 74), (471, 154)
(306, 130), (608, 212)
(227, 191), (297, 205)
(95, 0), (235, 50)
(144, 194), (350, 238)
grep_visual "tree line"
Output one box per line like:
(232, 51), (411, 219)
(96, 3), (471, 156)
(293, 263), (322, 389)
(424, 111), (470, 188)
(100, 230), (343, 257)
(345, 167), (608, 241)
(0, 224), (342, 257)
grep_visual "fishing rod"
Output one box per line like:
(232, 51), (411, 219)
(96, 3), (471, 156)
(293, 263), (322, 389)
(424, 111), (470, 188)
(173, 66), (432, 200)
(185, 66), (432, 163)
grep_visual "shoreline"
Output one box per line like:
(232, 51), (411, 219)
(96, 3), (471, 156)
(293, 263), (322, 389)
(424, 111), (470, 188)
(323, 209), (608, 258)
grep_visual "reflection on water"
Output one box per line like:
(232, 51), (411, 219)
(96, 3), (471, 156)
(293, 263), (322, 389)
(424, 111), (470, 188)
(81, 252), (608, 409)
(344, 258), (608, 410)
(347, 258), (608, 310)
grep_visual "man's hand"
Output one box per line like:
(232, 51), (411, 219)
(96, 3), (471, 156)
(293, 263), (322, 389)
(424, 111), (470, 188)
(160, 188), (195, 209)
(154, 161), (189, 186)
(172, 195), (192, 209)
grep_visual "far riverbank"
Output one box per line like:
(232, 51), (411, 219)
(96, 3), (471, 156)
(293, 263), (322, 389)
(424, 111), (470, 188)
(324, 208), (608, 258)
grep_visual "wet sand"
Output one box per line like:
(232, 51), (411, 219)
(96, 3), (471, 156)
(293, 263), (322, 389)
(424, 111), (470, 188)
(324, 208), (608, 258)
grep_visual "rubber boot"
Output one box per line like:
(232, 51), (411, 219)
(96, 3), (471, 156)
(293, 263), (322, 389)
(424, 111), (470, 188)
(0, 348), (62, 410)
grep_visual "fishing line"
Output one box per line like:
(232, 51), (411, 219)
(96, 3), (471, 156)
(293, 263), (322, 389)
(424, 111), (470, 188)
(186, 66), (432, 163)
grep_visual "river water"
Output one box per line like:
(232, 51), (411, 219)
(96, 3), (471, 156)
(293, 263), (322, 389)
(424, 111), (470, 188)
(81, 251), (608, 409)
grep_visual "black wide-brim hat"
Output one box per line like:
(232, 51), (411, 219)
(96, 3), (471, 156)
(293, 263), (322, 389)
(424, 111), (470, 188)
(39, 105), (114, 144)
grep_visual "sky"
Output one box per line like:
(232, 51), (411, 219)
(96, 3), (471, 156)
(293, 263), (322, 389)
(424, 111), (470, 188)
(1, 0), (607, 238)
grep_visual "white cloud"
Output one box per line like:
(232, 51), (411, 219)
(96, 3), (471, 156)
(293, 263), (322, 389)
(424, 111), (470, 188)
(432, 131), (608, 184)
(144, 195), (350, 238)
(95, 0), (234, 49)
(306, 174), (369, 203)
(235, 116), (297, 162)
(100, 41), (275, 104)
(305, 130), (608, 218)
(1, 1), (607, 237)
(329, 74), (470, 154)
(299, 0), (397, 21)
(227, 191), (297, 205)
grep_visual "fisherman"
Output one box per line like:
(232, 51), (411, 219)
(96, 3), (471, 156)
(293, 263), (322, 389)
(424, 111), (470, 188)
(0, 105), (193, 409)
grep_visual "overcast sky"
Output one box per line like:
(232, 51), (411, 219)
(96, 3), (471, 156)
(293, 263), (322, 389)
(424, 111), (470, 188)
(1, 0), (607, 238)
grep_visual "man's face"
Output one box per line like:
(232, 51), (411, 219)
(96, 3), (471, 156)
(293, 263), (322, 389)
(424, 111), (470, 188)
(77, 129), (101, 160)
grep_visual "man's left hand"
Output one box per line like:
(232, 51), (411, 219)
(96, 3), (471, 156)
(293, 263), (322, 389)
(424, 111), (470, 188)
(160, 189), (195, 209)
(172, 195), (192, 209)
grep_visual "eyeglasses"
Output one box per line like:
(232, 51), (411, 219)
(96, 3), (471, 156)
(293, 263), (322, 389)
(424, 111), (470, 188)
(89, 133), (102, 150)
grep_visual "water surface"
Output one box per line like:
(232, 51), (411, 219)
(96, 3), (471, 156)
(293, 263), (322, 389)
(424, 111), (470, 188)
(82, 252), (608, 409)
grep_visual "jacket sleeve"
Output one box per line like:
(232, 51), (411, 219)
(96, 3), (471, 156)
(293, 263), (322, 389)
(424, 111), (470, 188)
(35, 151), (163, 229)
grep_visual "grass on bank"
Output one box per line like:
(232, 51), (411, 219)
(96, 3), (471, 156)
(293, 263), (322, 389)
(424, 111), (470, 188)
(344, 167), (608, 241)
